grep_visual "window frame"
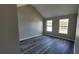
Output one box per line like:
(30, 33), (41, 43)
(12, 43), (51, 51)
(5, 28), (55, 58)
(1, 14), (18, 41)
(58, 18), (69, 34)
(46, 19), (53, 32)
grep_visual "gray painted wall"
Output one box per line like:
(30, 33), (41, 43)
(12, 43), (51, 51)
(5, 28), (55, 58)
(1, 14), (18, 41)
(17, 5), (43, 41)
(74, 9), (79, 54)
(43, 14), (77, 41)
(0, 5), (20, 53)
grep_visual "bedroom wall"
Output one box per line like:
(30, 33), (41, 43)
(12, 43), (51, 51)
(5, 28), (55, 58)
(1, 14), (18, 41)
(0, 4), (20, 53)
(43, 14), (77, 41)
(17, 5), (43, 41)
(74, 9), (79, 54)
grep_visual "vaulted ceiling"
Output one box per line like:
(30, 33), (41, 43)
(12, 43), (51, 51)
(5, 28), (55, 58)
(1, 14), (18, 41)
(17, 4), (79, 18)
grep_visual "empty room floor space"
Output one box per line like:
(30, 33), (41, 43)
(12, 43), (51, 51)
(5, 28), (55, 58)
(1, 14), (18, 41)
(20, 36), (74, 54)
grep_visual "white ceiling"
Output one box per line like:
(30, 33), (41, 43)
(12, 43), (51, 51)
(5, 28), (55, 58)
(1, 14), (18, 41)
(17, 4), (26, 7)
(17, 4), (79, 18)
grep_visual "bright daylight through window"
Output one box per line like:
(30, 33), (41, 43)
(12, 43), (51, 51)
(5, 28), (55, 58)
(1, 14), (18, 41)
(46, 20), (52, 32)
(59, 18), (69, 34)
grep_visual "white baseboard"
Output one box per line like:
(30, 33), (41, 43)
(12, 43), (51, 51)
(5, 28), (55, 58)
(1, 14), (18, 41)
(45, 34), (74, 41)
(19, 34), (42, 41)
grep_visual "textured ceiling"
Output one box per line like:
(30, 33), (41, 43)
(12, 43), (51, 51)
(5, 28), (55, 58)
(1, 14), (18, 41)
(17, 4), (79, 18)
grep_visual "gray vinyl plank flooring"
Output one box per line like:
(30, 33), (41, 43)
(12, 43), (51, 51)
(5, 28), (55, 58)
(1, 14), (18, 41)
(20, 36), (74, 54)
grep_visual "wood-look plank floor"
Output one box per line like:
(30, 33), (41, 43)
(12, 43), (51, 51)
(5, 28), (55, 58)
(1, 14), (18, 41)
(20, 36), (74, 54)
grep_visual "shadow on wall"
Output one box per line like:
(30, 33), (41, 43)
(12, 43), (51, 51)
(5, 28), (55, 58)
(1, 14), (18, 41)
(17, 5), (43, 41)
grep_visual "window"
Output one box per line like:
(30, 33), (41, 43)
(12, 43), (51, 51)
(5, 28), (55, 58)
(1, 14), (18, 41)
(46, 20), (52, 32)
(59, 18), (69, 34)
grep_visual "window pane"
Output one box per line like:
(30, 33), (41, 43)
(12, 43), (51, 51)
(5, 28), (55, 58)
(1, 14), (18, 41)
(46, 20), (52, 32)
(59, 19), (69, 34)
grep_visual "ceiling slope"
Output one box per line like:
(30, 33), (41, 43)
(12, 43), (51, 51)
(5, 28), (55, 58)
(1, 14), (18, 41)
(32, 4), (79, 18)
(17, 4), (79, 18)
